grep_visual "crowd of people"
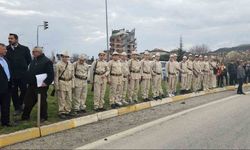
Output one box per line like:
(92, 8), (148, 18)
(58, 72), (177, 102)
(0, 33), (248, 127)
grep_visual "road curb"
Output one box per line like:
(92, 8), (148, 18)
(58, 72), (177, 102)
(1, 84), (249, 148)
(97, 110), (118, 121)
(135, 102), (151, 111)
(40, 120), (75, 137)
(118, 105), (136, 115)
(73, 114), (98, 127)
(0, 128), (40, 148)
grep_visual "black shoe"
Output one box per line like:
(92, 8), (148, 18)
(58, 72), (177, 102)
(241, 93), (246, 95)
(153, 97), (158, 100)
(133, 100), (138, 104)
(99, 108), (106, 112)
(94, 108), (100, 112)
(68, 111), (78, 117)
(80, 110), (87, 113)
(58, 114), (67, 119)
(111, 104), (117, 109)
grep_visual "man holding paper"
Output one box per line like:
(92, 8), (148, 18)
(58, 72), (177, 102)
(22, 47), (54, 122)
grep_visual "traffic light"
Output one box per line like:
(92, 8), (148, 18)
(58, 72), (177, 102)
(44, 21), (48, 30)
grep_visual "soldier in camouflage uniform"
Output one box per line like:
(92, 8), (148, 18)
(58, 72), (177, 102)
(55, 51), (75, 119)
(128, 51), (141, 103)
(120, 52), (129, 105)
(72, 54), (89, 114)
(140, 51), (152, 102)
(108, 51), (123, 109)
(90, 51), (110, 112)
(151, 53), (163, 100)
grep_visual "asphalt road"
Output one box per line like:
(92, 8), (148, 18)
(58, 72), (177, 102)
(6, 89), (249, 149)
(79, 93), (250, 149)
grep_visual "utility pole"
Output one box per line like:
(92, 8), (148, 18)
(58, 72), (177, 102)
(105, 0), (110, 60)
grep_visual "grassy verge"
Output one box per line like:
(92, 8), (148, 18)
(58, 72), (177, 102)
(0, 80), (178, 135)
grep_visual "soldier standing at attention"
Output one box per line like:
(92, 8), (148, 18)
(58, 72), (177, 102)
(120, 52), (129, 105)
(140, 51), (152, 102)
(151, 53), (163, 100)
(186, 54), (194, 92)
(193, 55), (202, 93)
(166, 55), (177, 97)
(55, 51), (75, 119)
(173, 54), (180, 95)
(202, 56), (210, 91)
(108, 51), (123, 109)
(180, 56), (188, 94)
(72, 54), (89, 115)
(198, 55), (204, 91)
(128, 51), (141, 104)
(209, 56), (218, 88)
(90, 51), (109, 112)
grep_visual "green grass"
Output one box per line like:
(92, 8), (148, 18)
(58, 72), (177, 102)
(0, 81), (180, 135)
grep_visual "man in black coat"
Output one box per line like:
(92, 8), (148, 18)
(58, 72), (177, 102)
(237, 60), (246, 95)
(22, 47), (54, 122)
(228, 61), (237, 85)
(0, 43), (12, 127)
(6, 33), (32, 115)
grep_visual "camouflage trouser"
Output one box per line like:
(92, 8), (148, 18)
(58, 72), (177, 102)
(152, 75), (163, 97)
(121, 78), (128, 100)
(94, 76), (107, 109)
(128, 79), (140, 101)
(168, 74), (177, 94)
(73, 82), (88, 111)
(187, 74), (193, 90)
(181, 74), (188, 90)
(109, 76), (123, 104)
(141, 79), (151, 99)
(58, 90), (72, 114)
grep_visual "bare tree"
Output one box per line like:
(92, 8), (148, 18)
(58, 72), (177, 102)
(71, 53), (79, 63)
(189, 44), (211, 54)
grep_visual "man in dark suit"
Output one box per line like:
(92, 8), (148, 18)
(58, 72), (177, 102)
(22, 47), (54, 122)
(6, 33), (32, 115)
(0, 43), (12, 127)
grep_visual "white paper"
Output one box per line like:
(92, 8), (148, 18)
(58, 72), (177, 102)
(36, 73), (47, 87)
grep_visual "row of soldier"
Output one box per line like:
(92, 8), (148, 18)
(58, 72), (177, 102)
(54, 50), (218, 119)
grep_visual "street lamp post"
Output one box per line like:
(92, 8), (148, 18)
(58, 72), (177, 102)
(105, 0), (110, 60)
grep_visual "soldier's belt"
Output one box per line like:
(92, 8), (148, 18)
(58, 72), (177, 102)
(95, 72), (106, 75)
(75, 74), (87, 80)
(143, 71), (151, 74)
(59, 77), (73, 81)
(168, 72), (176, 75)
(111, 73), (122, 76)
(130, 70), (140, 73)
(123, 75), (128, 78)
(153, 71), (161, 75)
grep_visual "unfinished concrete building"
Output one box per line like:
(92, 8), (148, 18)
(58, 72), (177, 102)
(110, 28), (137, 56)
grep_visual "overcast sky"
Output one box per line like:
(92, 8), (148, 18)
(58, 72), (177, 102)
(0, 0), (250, 57)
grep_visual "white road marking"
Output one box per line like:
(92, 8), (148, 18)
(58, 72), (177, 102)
(76, 93), (249, 150)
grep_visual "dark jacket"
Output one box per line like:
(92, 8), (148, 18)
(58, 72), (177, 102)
(0, 58), (12, 93)
(237, 65), (246, 79)
(26, 54), (54, 87)
(6, 44), (32, 79)
(228, 63), (237, 75)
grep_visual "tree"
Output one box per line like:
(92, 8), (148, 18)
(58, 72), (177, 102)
(72, 54), (79, 62)
(189, 44), (211, 55)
